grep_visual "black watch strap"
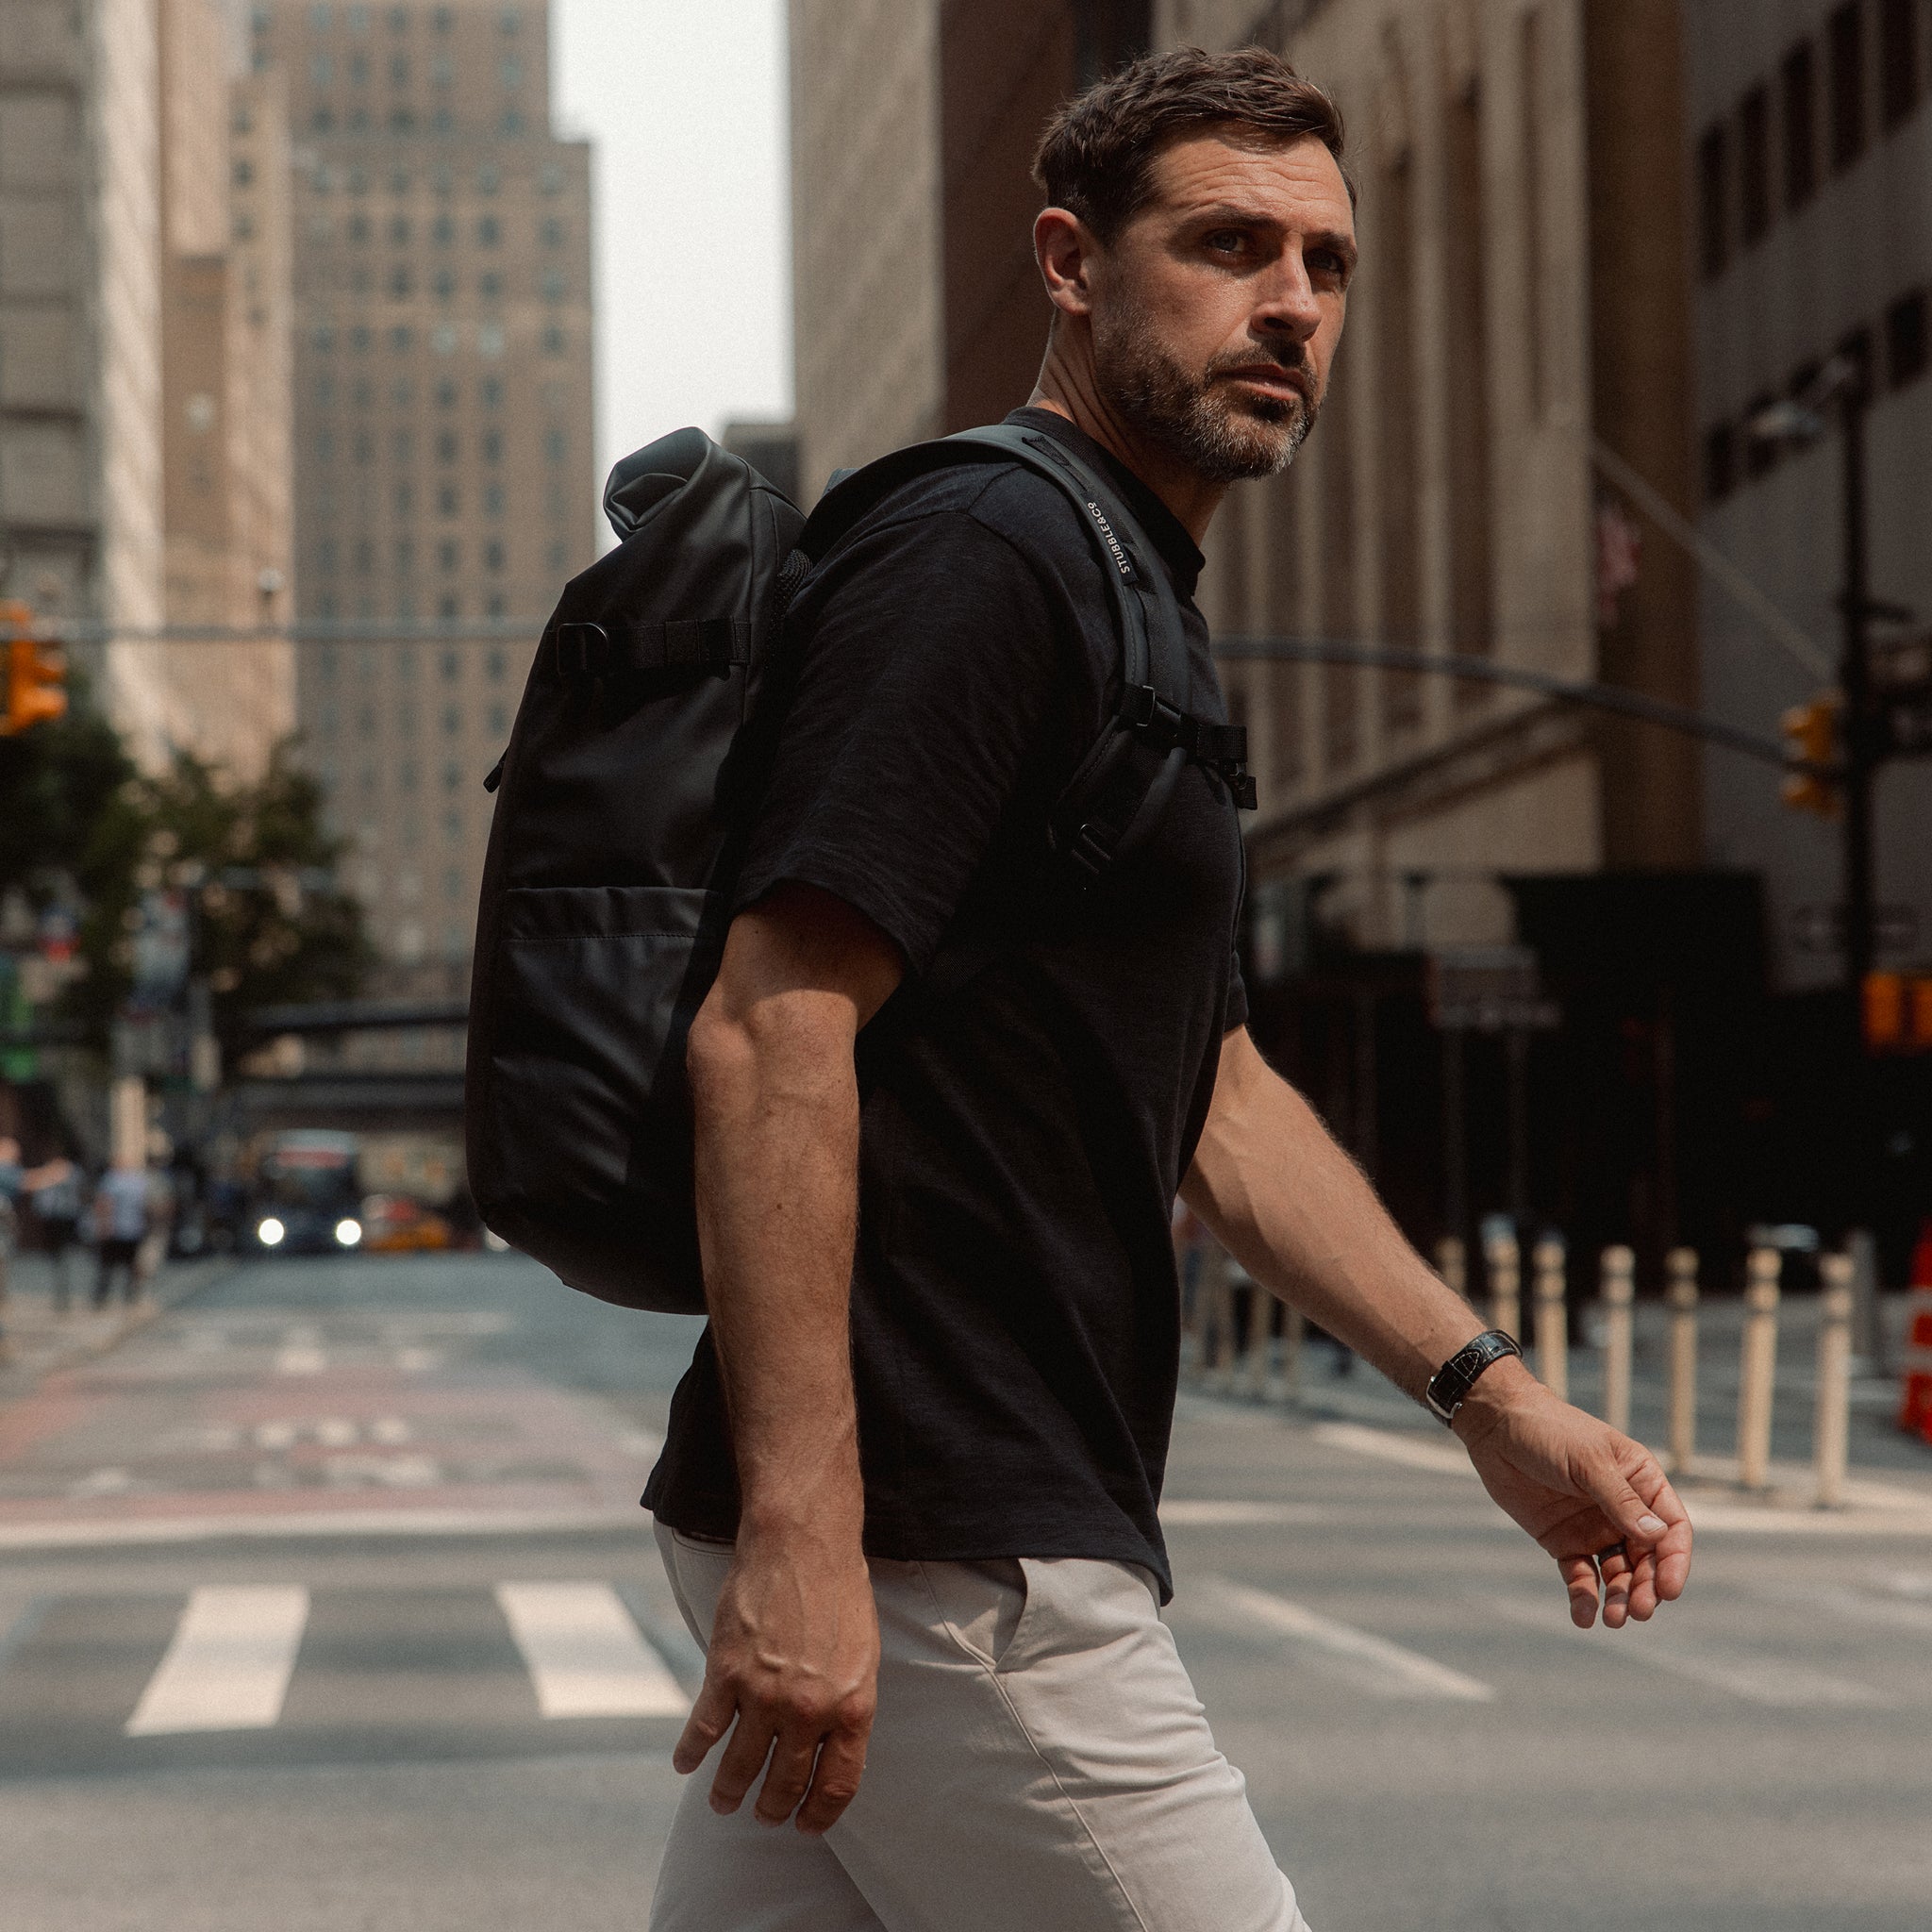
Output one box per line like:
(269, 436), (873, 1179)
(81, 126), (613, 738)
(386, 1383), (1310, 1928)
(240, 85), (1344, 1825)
(1424, 1329), (1523, 1424)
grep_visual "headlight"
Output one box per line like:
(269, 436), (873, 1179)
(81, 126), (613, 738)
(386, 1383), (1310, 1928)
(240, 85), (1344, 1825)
(258, 1217), (286, 1247)
(334, 1217), (362, 1248)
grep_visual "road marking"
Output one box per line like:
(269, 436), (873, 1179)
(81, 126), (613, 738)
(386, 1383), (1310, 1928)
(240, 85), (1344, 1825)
(125, 1586), (310, 1736)
(494, 1582), (690, 1719)
(314, 1418), (358, 1447)
(1160, 1500), (1325, 1526)
(369, 1417), (412, 1445)
(254, 1421), (298, 1450)
(275, 1328), (326, 1375)
(1481, 1593), (1879, 1707)
(616, 1430), (663, 1460)
(0, 1506), (645, 1551)
(1758, 1580), (1932, 1636)
(1308, 1422), (1477, 1478)
(323, 1453), (441, 1488)
(1191, 1575), (1495, 1701)
(393, 1347), (441, 1373)
(68, 1468), (133, 1498)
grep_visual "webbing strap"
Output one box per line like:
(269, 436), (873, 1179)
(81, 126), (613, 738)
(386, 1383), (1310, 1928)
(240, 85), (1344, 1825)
(552, 616), (752, 677)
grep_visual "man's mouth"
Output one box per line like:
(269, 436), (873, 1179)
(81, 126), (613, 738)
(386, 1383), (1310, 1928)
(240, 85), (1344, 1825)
(1221, 364), (1310, 405)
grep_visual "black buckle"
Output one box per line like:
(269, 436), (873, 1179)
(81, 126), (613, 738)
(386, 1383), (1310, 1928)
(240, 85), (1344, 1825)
(553, 622), (609, 676)
(1122, 683), (1187, 745)
(1057, 819), (1117, 884)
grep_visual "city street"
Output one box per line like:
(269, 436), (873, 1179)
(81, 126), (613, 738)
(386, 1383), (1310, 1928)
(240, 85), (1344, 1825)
(2, 1251), (1930, 1928)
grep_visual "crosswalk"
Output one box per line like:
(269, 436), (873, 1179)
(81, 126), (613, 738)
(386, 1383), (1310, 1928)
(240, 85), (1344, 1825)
(2, 1563), (1924, 1774)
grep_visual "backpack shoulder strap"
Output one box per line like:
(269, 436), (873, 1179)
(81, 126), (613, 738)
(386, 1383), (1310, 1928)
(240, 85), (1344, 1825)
(797, 425), (1253, 889)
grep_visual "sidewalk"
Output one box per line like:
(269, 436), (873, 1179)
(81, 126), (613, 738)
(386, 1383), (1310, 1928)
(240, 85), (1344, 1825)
(1183, 1288), (1932, 1516)
(0, 1250), (237, 1398)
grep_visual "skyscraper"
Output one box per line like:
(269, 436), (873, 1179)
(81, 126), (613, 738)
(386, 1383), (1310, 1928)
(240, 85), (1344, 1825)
(250, 0), (594, 986)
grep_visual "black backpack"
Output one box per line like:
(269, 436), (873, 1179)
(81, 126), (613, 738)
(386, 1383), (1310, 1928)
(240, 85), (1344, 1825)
(464, 420), (1253, 1314)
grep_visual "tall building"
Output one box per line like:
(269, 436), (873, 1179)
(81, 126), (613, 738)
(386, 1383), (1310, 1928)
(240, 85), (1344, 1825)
(789, 0), (1152, 499)
(0, 0), (291, 774)
(249, 0), (595, 983)
(1688, 0), (1932, 991)
(1158, 0), (1700, 958)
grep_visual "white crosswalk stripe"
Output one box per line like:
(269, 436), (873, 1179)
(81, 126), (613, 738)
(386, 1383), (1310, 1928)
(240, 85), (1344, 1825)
(126, 1586), (310, 1736)
(1481, 1593), (1880, 1707)
(494, 1582), (691, 1719)
(1188, 1575), (1496, 1701)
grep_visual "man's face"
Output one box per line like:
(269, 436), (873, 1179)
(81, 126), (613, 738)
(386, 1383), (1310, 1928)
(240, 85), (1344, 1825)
(1087, 131), (1356, 484)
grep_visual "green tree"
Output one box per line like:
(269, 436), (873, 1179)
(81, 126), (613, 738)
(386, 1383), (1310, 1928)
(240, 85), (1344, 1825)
(68, 744), (370, 1068)
(0, 670), (135, 893)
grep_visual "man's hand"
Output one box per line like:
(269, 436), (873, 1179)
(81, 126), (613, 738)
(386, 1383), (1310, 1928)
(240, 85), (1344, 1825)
(674, 1525), (880, 1834)
(1452, 1359), (1693, 1629)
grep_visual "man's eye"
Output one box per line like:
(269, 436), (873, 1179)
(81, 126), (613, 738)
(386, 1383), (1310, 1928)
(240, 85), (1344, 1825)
(1205, 231), (1246, 256)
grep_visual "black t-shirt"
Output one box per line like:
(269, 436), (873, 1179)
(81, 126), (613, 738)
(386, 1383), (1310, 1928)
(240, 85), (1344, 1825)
(642, 408), (1247, 1598)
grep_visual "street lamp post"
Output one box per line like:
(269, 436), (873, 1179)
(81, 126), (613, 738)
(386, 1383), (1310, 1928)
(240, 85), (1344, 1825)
(1836, 375), (1876, 999)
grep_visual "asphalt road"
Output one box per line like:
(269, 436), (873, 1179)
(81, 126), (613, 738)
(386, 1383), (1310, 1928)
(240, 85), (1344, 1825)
(2, 1251), (1930, 1930)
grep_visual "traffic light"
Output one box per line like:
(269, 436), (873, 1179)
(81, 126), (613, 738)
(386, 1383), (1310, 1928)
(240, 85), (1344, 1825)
(1, 601), (66, 736)
(1864, 971), (1932, 1053)
(1780, 691), (1841, 816)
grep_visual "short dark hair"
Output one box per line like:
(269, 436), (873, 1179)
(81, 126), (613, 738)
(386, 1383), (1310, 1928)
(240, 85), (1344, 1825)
(1032, 44), (1352, 244)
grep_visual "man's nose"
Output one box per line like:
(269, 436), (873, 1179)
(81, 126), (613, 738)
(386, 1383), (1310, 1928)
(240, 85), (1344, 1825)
(1254, 253), (1323, 344)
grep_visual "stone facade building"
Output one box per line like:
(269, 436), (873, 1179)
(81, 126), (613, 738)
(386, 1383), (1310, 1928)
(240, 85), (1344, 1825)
(0, 0), (292, 775)
(248, 0), (595, 978)
(1688, 0), (1932, 991)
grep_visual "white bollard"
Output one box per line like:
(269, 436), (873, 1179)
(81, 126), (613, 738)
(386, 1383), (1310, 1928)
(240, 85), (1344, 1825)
(1533, 1237), (1568, 1400)
(1280, 1305), (1306, 1406)
(1666, 1247), (1700, 1474)
(1436, 1235), (1468, 1304)
(1241, 1285), (1271, 1400)
(1814, 1255), (1854, 1508)
(1737, 1247), (1782, 1491)
(1485, 1229), (1522, 1345)
(1599, 1245), (1636, 1433)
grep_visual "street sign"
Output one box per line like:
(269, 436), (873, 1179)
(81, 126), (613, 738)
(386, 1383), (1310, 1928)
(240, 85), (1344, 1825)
(1426, 947), (1562, 1033)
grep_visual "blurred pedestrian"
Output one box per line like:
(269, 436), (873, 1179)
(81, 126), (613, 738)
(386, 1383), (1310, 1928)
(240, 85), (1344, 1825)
(25, 1156), (85, 1314)
(0, 1136), (21, 1336)
(92, 1161), (150, 1309)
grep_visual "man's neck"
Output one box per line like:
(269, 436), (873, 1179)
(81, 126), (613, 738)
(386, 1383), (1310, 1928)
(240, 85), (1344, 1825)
(1026, 347), (1226, 545)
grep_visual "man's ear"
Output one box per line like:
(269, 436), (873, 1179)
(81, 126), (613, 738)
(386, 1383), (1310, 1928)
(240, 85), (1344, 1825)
(1035, 206), (1099, 323)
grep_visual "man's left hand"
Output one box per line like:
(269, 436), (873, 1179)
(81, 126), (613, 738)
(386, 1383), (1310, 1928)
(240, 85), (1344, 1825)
(1451, 1359), (1693, 1630)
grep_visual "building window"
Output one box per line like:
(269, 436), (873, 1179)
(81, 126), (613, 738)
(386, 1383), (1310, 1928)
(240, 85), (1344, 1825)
(1881, 0), (1923, 126)
(481, 376), (505, 408)
(488, 701), (508, 734)
(544, 428), (567, 462)
(541, 325), (566, 356)
(439, 594), (458, 619)
(348, 51), (369, 85)
(477, 215), (501, 246)
(347, 212), (370, 244)
(487, 649), (507, 680)
(437, 430), (458, 463)
(390, 325), (412, 353)
(501, 57), (523, 87)
(391, 429), (411, 463)
(478, 323), (506, 357)
(351, 325), (372, 353)
(1829, 2), (1867, 168)
(487, 591), (507, 617)
(389, 215), (409, 246)
(501, 108), (525, 134)
(316, 429), (337, 462)
(439, 541), (460, 572)
(439, 484), (458, 514)
(389, 266), (411, 297)
(541, 217), (563, 248)
(431, 323), (458, 354)
(1739, 87), (1771, 244)
(541, 161), (564, 194)
(436, 377), (457, 408)
(394, 536), (413, 571)
(1697, 124), (1728, 277)
(390, 53), (409, 85)
(432, 213), (454, 246)
(501, 8), (521, 32)
(477, 164), (500, 194)
(1888, 289), (1930, 387)
(440, 648), (459, 681)
(394, 481), (412, 515)
(483, 481), (504, 515)
(234, 158), (255, 188)
(541, 270), (565, 301)
(311, 52), (334, 86)
(547, 541), (567, 572)
(479, 270), (503, 299)
(484, 541), (505, 573)
(433, 266), (455, 299)
(482, 429), (503, 462)
(442, 704), (461, 735)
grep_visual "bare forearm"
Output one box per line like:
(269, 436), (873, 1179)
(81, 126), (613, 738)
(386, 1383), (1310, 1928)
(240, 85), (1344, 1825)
(689, 1018), (864, 1541)
(1182, 1031), (1484, 1401)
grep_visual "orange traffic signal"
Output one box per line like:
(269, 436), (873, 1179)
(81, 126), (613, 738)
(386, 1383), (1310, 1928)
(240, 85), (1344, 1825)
(1, 602), (66, 736)
(1780, 691), (1841, 816)
(1864, 972), (1932, 1053)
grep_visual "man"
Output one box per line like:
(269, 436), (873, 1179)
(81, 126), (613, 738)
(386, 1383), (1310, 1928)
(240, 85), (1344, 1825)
(92, 1159), (150, 1308)
(643, 46), (1691, 1931)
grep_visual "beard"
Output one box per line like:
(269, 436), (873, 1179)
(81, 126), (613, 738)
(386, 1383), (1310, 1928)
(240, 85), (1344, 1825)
(1091, 298), (1316, 484)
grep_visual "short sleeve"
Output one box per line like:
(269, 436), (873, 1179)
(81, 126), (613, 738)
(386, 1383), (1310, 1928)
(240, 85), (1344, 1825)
(734, 508), (1065, 976)
(1224, 947), (1249, 1033)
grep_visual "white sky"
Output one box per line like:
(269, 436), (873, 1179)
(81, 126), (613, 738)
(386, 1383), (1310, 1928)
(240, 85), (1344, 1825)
(552, 0), (791, 502)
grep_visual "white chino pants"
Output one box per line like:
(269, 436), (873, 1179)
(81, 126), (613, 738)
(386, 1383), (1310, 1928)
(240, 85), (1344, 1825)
(648, 1522), (1312, 1932)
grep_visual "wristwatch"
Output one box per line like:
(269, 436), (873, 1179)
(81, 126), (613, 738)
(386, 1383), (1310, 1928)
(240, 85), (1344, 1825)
(1424, 1329), (1523, 1424)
